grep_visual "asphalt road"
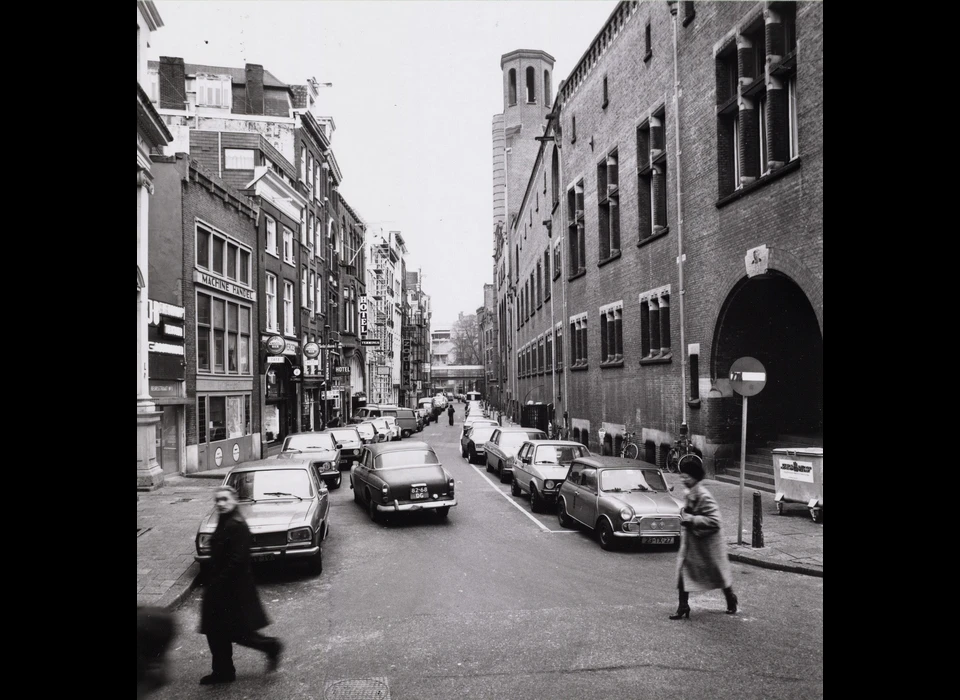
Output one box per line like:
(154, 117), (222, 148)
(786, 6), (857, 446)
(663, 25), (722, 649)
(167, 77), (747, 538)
(154, 407), (823, 700)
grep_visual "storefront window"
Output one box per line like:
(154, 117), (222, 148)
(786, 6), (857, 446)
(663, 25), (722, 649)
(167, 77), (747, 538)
(239, 308), (250, 374)
(197, 294), (211, 371)
(264, 403), (280, 442)
(213, 299), (225, 371)
(198, 397), (206, 443)
(198, 292), (252, 375)
(228, 304), (238, 372)
(227, 396), (244, 439)
(209, 396), (226, 441)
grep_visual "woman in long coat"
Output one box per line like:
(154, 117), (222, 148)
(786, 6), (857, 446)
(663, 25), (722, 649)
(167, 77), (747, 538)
(198, 486), (282, 684)
(670, 456), (738, 619)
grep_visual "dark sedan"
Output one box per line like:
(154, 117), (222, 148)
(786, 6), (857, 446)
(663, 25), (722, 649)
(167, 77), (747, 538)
(278, 432), (343, 489)
(326, 426), (364, 469)
(350, 441), (456, 522)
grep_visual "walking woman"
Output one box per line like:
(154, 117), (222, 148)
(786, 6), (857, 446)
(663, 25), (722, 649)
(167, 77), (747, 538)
(447, 403), (455, 426)
(670, 455), (738, 619)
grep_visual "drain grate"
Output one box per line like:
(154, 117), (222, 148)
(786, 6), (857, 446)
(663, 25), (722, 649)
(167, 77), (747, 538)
(324, 678), (390, 700)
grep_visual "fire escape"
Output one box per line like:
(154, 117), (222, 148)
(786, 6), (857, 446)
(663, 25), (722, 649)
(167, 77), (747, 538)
(371, 245), (390, 403)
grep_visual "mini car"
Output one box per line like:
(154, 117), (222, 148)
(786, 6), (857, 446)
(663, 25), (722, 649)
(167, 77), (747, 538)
(277, 432), (343, 489)
(356, 420), (386, 444)
(194, 458), (329, 574)
(371, 417), (399, 442)
(350, 441), (457, 522)
(326, 426), (364, 469)
(511, 440), (591, 512)
(461, 423), (500, 464)
(556, 456), (683, 551)
(484, 427), (548, 482)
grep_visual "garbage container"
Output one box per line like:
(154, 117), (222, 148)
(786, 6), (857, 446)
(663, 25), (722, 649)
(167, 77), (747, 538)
(772, 447), (823, 522)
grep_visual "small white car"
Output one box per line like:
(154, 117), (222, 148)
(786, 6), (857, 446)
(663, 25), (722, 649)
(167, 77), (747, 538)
(511, 440), (591, 512)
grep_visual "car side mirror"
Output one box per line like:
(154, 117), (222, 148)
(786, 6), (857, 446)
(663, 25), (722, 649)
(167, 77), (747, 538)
(522, 457), (531, 464)
(335, 443), (343, 449)
(669, 486), (675, 491)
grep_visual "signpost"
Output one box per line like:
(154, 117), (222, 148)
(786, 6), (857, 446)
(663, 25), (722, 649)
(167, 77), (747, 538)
(729, 357), (766, 545)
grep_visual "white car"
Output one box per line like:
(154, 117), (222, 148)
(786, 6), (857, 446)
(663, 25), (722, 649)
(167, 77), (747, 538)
(372, 416), (400, 442)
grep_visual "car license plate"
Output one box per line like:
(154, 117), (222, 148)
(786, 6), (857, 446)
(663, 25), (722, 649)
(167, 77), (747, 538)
(255, 552), (279, 561)
(411, 486), (428, 499)
(641, 536), (675, 545)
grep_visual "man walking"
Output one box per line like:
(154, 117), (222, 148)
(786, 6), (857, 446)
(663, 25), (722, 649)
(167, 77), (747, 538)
(198, 486), (283, 685)
(447, 403), (455, 426)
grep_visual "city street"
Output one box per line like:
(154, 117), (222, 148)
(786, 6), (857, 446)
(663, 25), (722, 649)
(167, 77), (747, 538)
(153, 407), (823, 700)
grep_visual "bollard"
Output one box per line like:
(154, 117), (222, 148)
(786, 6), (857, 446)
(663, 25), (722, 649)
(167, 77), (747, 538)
(751, 490), (764, 548)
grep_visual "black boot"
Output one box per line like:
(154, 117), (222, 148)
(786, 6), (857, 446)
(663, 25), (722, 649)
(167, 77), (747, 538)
(724, 587), (738, 615)
(669, 591), (691, 620)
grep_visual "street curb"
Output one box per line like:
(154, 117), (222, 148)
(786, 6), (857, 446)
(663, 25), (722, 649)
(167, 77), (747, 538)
(183, 472), (225, 480)
(158, 562), (202, 611)
(727, 551), (823, 578)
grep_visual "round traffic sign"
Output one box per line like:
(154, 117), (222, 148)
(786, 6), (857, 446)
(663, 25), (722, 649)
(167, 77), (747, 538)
(729, 357), (766, 397)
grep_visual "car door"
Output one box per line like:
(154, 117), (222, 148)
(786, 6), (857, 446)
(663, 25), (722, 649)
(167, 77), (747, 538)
(513, 442), (533, 491)
(562, 462), (583, 521)
(308, 466), (330, 530)
(574, 468), (599, 526)
(486, 430), (502, 468)
(353, 449), (372, 491)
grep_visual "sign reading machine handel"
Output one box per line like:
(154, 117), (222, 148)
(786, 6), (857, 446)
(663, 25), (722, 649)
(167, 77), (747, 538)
(729, 357), (767, 546)
(779, 458), (815, 483)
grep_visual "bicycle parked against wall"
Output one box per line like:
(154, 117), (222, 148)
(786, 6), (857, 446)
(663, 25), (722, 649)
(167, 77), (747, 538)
(619, 431), (640, 460)
(666, 425), (701, 474)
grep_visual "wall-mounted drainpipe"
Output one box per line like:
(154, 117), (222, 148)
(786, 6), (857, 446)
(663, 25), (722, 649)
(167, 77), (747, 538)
(670, 2), (689, 426)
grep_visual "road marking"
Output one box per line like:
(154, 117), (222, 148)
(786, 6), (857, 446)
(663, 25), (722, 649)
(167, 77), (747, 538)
(470, 463), (552, 532)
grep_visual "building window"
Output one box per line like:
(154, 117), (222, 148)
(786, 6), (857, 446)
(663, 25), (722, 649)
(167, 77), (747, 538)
(551, 147), (560, 208)
(599, 302), (624, 366)
(571, 115), (577, 144)
(526, 66), (536, 103)
(597, 149), (620, 262)
(316, 275), (322, 317)
(639, 286), (672, 361)
(553, 243), (562, 280)
(682, 1), (696, 25)
(197, 77), (230, 107)
(301, 266), (309, 308)
(544, 249), (551, 301)
(309, 271), (316, 311)
(602, 75), (609, 109)
(555, 323), (563, 371)
(509, 68), (517, 106)
(199, 394), (250, 443)
(196, 224), (252, 283)
(283, 227), (294, 265)
(644, 22), (652, 61)
(637, 110), (668, 242)
(197, 292), (252, 375)
(544, 69), (551, 106)
(300, 143), (307, 182)
(307, 154), (314, 191)
(266, 273), (278, 332)
(689, 347), (700, 401)
(570, 313), (588, 368)
(266, 216), (278, 256)
(538, 336), (545, 374)
(284, 280), (295, 335)
(567, 181), (585, 276)
(198, 397), (206, 444)
(545, 330), (553, 372)
(224, 149), (254, 170)
(536, 262), (542, 308)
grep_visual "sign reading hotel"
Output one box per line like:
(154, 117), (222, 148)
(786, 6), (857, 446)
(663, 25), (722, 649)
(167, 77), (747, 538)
(358, 295), (369, 336)
(194, 270), (255, 301)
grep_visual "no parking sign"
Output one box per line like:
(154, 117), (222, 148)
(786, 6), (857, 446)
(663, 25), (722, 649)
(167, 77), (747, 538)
(729, 357), (766, 545)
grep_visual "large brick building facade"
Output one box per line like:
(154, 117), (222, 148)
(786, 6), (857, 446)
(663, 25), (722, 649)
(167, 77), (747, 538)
(494, 1), (822, 487)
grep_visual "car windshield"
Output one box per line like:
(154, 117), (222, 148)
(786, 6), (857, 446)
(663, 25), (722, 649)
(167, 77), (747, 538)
(356, 424), (376, 439)
(470, 427), (498, 442)
(227, 469), (314, 501)
(500, 433), (536, 451)
(283, 434), (335, 451)
(329, 429), (359, 443)
(599, 468), (668, 493)
(383, 417), (398, 426)
(372, 419), (389, 429)
(375, 450), (440, 469)
(535, 445), (589, 464)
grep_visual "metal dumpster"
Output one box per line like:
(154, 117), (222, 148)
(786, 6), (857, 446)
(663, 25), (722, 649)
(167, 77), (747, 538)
(772, 447), (823, 522)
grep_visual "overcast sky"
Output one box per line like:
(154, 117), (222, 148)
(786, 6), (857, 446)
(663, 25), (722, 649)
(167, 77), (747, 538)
(150, 0), (619, 326)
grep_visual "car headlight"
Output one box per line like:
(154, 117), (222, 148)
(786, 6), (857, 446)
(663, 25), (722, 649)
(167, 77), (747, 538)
(321, 461), (334, 469)
(381, 484), (389, 496)
(544, 480), (555, 490)
(619, 507), (634, 521)
(448, 477), (456, 492)
(288, 527), (312, 543)
(197, 533), (212, 551)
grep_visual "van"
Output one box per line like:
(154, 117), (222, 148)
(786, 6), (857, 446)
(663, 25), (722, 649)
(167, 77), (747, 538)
(351, 404), (387, 423)
(379, 407), (418, 438)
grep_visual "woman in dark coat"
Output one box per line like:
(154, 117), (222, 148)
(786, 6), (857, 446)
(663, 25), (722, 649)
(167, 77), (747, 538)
(447, 403), (455, 426)
(670, 455), (738, 619)
(198, 486), (283, 684)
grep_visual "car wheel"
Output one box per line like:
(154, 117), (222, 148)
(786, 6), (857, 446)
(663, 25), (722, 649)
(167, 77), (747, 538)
(530, 486), (542, 513)
(308, 538), (323, 575)
(598, 519), (617, 551)
(468, 446), (477, 464)
(557, 499), (573, 529)
(367, 491), (380, 523)
(485, 459), (493, 473)
(352, 479), (361, 503)
(329, 472), (342, 490)
(499, 466), (510, 484)
(510, 477), (521, 497)
(436, 506), (450, 519)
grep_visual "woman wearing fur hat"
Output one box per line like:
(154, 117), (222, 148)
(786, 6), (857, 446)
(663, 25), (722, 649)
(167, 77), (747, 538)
(670, 454), (738, 619)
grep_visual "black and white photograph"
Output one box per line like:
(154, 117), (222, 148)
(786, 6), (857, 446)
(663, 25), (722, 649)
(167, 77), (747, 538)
(137, 1), (823, 698)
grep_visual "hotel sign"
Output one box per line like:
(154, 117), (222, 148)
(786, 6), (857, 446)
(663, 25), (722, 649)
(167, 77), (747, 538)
(358, 296), (369, 336)
(194, 270), (256, 301)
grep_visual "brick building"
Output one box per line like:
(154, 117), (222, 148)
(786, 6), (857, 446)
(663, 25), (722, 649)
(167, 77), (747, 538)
(495, 1), (822, 487)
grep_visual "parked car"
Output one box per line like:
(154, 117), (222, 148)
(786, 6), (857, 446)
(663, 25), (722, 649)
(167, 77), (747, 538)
(326, 426), (364, 469)
(460, 416), (499, 443)
(414, 408), (429, 431)
(277, 432), (343, 489)
(418, 398), (439, 423)
(357, 420), (386, 444)
(194, 458), (329, 574)
(350, 441), (457, 522)
(380, 407), (418, 438)
(485, 427), (547, 482)
(511, 440), (591, 512)
(462, 424), (499, 465)
(378, 416), (401, 441)
(464, 401), (485, 419)
(556, 456), (683, 551)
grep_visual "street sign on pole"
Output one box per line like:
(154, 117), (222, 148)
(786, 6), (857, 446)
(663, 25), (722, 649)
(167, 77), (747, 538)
(729, 357), (766, 546)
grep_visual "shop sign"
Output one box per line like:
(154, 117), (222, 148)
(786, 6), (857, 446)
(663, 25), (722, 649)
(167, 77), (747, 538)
(421, 363), (431, 373)
(335, 366), (350, 374)
(266, 355), (286, 364)
(290, 367), (303, 382)
(358, 296), (369, 336)
(161, 323), (184, 338)
(149, 380), (181, 398)
(193, 270), (256, 301)
(149, 341), (185, 356)
(265, 335), (285, 355)
(147, 299), (185, 325)
(283, 340), (299, 356)
(303, 342), (321, 359)
(377, 365), (391, 376)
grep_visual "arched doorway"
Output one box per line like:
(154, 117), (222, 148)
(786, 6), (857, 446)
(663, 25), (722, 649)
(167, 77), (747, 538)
(713, 271), (822, 445)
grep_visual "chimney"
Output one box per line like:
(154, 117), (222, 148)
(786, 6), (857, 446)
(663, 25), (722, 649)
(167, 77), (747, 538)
(158, 57), (186, 110)
(290, 85), (309, 110)
(245, 64), (265, 115)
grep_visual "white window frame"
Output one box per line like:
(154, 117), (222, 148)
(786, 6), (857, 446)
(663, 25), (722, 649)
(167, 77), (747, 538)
(283, 227), (294, 265)
(302, 266), (309, 308)
(266, 216), (278, 257)
(224, 148), (254, 170)
(788, 76), (799, 160)
(196, 77), (230, 107)
(283, 280), (295, 336)
(309, 271), (316, 311)
(265, 273), (278, 332)
(758, 93), (768, 175)
(732, 113), (741, 189)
